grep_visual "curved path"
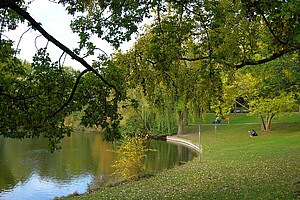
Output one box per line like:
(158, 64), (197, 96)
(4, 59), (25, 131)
(166, 135), (201, 155)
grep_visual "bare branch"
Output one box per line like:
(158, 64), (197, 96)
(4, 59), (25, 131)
(34, 34), (42, 51)
(15, 27), (31, 55)
(59, 51), (67, 68)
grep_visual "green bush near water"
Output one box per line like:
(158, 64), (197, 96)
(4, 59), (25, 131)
(63, 113), (300, 199)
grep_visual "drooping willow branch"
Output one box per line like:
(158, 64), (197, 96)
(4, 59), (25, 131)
(8, 2), (119, 94)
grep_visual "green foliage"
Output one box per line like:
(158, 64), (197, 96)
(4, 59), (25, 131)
(0, 2), (26, 31)
(0, 38), (125, 149)
(119, 89), (177, 137)
(0, 42), (80, 151)
(143, 105), (177, 136)
(234, 54), (300, 130)
(112, 18), (216, 135)
(62, 0), (155, 49)
(75, 70), (123, 141)
(1, 0), (300, 146)
(249, 93), (298, 117)
(242, 0), (300, 46)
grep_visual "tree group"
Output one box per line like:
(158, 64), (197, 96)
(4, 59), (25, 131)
(1, 0), (299, 148)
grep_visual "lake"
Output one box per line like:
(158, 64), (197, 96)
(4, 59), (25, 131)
(0, 132), (197, 200)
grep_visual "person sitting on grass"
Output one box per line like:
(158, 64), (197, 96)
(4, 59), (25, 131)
(212, 119), (221, 124)
(248, 129), (258, 137)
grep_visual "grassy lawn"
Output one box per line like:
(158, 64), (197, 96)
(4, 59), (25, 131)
(63, 113), (300, 199)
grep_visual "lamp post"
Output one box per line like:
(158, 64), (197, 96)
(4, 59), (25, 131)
(198, 124), (201, 160)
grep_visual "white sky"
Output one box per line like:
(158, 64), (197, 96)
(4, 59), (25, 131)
(5, 0), (135, 71)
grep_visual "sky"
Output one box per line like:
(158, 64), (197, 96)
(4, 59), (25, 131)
(5, 0), (134, 71)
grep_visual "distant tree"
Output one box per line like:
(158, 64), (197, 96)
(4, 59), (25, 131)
(249, 93), (297, 131)
(235, 54), (300, 131)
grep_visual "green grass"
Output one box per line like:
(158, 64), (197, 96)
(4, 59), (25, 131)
(190, 112), (300, 125)
(63, 113), (300, 200)
(190, 113), (260, 124)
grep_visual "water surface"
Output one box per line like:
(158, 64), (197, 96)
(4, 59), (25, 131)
(0, 132), (197, 200)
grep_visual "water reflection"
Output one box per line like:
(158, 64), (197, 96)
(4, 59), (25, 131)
(145, 139), (196, 170)
(0, 132), (197, 200)
(0, 172), (92, 200)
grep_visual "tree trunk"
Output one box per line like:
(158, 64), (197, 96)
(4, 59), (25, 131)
(265, 116), (271, 131)
(260, 114), (275, 131)
(184, 107), (189, 126)
(265, 114), (275, 131)
(177, 111), (184, 135)
(260, 115), (266, 131)
(135, 108), (151, 133)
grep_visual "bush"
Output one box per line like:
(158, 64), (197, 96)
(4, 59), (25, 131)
(112, 136), (148, 180)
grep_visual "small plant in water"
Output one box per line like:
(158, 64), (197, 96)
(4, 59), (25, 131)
(112, 135), (148, 180)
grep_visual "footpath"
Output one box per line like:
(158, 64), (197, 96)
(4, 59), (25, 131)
(166, 134), (201, 154)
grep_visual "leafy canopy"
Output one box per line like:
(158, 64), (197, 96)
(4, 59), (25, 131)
(0, 0), (299, 146)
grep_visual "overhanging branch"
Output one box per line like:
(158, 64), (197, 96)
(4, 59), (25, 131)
(179, 48), (296, 69)
(0, 0), (20, 8)
(48, 69), (90, 118)
(234, 49), (293, 69)
(8, 2), (119, 94)
(180, 55), (210, 61)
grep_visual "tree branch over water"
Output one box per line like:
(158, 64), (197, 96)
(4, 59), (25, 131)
(48, 69), (90, 118)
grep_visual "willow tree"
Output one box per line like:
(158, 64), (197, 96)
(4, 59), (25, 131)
(112, 14), (218, 135)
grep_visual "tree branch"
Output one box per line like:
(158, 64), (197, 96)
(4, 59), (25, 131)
(8, 2), (119, 94)
(234, 49), (292, 69)
(48, 69), (90, 118)
(254, 3), (288, 45)
(15, 27), (31, 56)
(0, 0), (20, 9)
(180, 55), (210, 61)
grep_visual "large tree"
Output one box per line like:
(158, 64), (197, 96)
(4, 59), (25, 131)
(1, 0), (299, 144)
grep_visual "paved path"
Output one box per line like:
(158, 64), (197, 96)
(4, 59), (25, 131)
(166, 135), (201, 154)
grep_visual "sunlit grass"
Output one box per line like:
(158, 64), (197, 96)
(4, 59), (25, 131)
(64, 113), (300, 199)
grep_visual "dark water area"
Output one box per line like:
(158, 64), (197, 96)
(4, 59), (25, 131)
(0, 132), (197, 200)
